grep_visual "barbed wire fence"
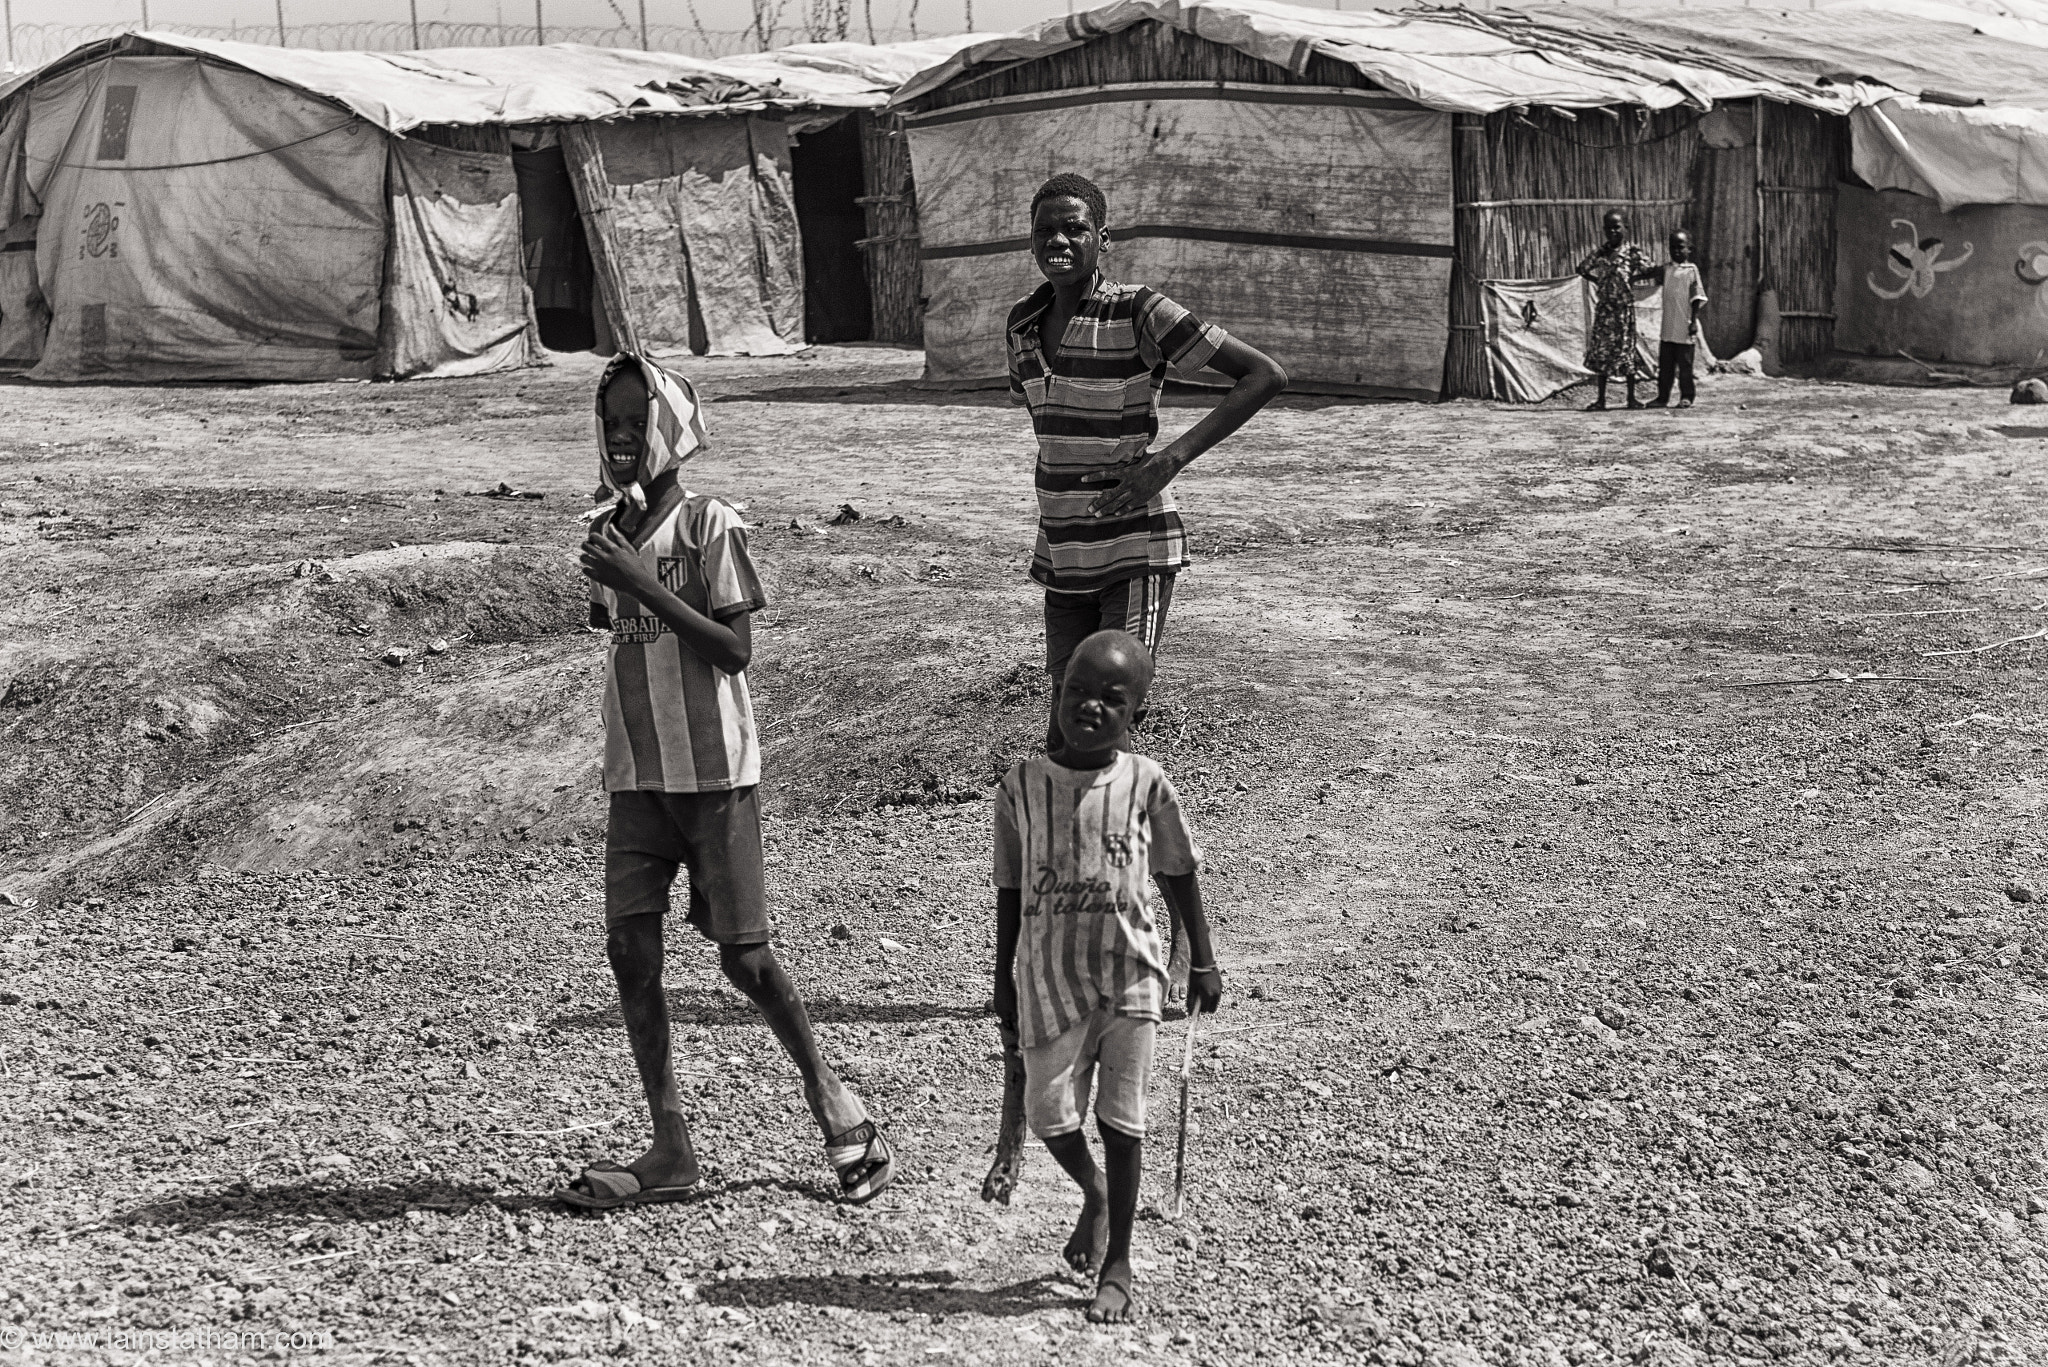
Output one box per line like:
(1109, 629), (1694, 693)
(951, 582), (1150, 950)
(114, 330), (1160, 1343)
(0, 4), (952, 72)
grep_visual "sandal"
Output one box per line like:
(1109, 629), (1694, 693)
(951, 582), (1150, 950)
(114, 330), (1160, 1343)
(557, 1160), (700, 1210)
(825, 1118), (896, 1204)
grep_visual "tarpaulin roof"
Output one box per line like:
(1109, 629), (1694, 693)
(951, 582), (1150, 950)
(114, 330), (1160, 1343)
(0, 31), (987, 134)
(888, 0), (2048, 114)
(1475, 3), (2048, 111)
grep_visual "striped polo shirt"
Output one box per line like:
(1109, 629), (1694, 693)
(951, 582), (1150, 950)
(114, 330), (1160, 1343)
(993, 751), (1203, 1049)
(589, 487), (766, 793)
(1006, 275), (1228, 594)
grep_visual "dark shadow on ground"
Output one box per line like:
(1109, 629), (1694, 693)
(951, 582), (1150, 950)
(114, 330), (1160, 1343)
(115, 1178), (545, 1229)
(709, 379), (1389, 410)
(697, 1270), (1074, 1317)
(708, 381), (1013, 407)
(113, 1168), (859, 1230)
(551, 989), (988, 1031)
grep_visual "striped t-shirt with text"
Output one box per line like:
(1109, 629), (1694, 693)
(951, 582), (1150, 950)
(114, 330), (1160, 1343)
(993, 751), (1203, 1050)
(1005, 275), (1228, 593)
(589, 490), (766, 793)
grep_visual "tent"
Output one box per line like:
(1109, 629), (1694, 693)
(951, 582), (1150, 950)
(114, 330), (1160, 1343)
(886, 0), (2048, 397)
(0, 32), (979, 381)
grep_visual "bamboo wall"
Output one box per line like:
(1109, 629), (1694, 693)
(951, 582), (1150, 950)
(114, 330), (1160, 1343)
(1446, 101), (1848, 396)
(856, 111), (924, 344)
(1446, 105), (1702, 398)
(1761, 104), (1849, 365)
(910, 19), (1382, 111)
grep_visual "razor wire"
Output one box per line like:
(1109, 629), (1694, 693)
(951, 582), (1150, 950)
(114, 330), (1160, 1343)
(1, 17), (937, 71)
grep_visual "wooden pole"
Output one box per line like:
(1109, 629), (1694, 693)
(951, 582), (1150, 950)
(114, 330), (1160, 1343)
(140, 0), (150, 28)
(409, 0), (420, 47)
(275, 0), (287, 46)
(535, 0), (545, 44)
(638, 0), (649, 48)
(5, 0), (15, 70)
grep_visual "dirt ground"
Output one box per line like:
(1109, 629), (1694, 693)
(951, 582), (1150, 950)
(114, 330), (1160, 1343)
(1, 347), (2045, 1367)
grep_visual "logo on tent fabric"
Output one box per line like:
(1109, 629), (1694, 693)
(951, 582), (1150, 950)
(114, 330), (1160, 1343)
(81, 203), (122, 260)
(2014, 241), (2048, 315)
(1867, 219), (1971, 301)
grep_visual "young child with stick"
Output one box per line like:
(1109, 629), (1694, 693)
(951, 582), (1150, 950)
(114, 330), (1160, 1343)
(992, 629), (1223, 1323)
(557, 354), (894, 1209)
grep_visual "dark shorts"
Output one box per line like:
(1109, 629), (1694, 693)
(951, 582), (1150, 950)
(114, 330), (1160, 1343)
(604, 788), (770, 943)
(1044, 571), (1176, 683)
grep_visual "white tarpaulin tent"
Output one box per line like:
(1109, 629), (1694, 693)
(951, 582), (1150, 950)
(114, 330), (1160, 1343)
(1852, 96), (2048, 210)
(0, 32), (979, 381)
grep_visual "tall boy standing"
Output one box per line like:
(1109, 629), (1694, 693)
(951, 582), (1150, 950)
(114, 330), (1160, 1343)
(993, 629), (1224, 1324)
(1006, 173), (1287, 752)
(559, 354), (893, 1209)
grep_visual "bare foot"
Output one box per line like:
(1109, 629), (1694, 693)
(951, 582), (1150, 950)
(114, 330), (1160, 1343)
(1087, 1260), (1136, 1323)
(1063, 1190), (1109, 1275)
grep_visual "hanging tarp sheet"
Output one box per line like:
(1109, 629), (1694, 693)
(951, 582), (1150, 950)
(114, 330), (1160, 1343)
(592, 116), (804, 356)
(377, 138), (536, 379)
(1482, 276), (1665, 402)
(1834, 180), (2048, 366)
(905, 86), (1453, 397)
(1853, 97), (2048, 211)
(21, 56), (386, 382)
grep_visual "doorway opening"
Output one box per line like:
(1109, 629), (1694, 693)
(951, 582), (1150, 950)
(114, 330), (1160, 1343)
(791, 115), (873, 344)
(513, 144), (599, 353)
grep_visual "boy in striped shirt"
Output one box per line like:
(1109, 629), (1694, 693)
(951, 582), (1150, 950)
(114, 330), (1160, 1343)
(1006, 171), (1287, 756)
(993, 629), (1224, 1323)
(558, 354), (893, 1209)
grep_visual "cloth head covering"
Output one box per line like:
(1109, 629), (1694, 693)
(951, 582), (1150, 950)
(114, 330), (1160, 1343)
(593, 353), (710, 511)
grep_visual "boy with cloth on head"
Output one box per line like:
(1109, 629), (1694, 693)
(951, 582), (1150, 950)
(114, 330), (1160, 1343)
(992, 628), (1223, 1324)
(557, 354), (893, 1210)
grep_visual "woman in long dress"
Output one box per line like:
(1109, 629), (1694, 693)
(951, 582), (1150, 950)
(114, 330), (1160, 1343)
(1576, 210), (1656, 410)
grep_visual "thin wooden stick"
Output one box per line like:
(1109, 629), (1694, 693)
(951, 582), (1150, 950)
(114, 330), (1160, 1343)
(1920, 627), (2048, 659)
(1172, 1013), (1200, 1219)
(1720, 675), (1944, 688)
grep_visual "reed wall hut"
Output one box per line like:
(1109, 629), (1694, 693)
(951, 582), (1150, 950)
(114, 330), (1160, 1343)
(890, 0), (2048, 399)
(0, 32), (976, 381)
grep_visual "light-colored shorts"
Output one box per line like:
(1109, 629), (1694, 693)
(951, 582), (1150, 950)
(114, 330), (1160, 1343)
(1022, 1009), (1157, 1139)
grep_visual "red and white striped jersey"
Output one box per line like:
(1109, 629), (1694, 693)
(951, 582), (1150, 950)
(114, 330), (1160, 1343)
(590, 491), (766, 793)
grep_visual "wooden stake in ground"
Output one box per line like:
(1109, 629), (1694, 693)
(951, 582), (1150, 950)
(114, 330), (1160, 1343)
(1173, 1012), (1201, 1218)
(980, 1022), (1028, 1205)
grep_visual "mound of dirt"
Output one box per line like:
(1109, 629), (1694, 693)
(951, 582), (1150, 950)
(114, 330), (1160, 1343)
(1, 541), (592, 894)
